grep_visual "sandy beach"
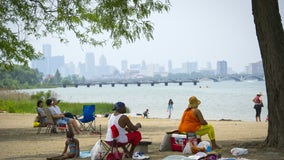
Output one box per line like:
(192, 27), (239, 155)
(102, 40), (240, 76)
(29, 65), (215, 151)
(0, 113), (283, 160)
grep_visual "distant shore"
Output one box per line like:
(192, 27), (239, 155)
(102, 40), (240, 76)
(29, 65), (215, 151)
(1, 113), (282, 160)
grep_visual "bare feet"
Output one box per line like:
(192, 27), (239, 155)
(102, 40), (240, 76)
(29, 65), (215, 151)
(212, 144), (221, 150)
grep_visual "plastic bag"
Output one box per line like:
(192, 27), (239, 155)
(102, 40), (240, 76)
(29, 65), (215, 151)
(231, 147), (248, 156)
(159, 133), (172, 151)
(182, 142), (192, 154)
(91, 140), (106, 160)
(197, 141), (211, 152)
(33, 121), (40, 127)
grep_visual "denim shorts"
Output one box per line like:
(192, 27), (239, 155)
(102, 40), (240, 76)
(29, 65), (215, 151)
(57, 117), (70, 125)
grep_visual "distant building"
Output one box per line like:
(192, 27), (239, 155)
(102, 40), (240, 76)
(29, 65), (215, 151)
(247, 61), (264, 75)
(182, 61), (198, 74)
(85, 52), (95, 78)
(99, 55), (107, 66)
(168, 60), (172, 73)
(216, 60), (228, 76)
(121, 60), (128, 73)
(31, 44), (63, 76)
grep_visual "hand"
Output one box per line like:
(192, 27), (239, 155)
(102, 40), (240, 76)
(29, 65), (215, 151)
(136, 123), (142, 128)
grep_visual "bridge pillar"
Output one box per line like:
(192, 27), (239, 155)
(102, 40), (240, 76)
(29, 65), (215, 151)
(111, 83), (115, 87)
(124, 83), (128, 87)
(99, 84), (102, 87)
(165, 82), (168, 86)
(75, 84), (78, 88)
(179, 82), (182, 86)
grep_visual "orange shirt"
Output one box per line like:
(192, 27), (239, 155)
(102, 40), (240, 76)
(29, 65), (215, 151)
(178, 109), (201, 133)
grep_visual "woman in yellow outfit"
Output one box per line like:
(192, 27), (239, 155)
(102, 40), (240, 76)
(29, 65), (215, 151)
(178, 96), (221, 150)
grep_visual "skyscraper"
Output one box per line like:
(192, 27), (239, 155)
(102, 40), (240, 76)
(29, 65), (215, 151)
(31, 44), (52, 75)
(85, 52), (95, 77)
(121, 60), (128, 72)
(216, 60), (228, 76)
(168, 60), (172, 73)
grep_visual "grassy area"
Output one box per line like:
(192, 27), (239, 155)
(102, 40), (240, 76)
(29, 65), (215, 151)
(0, 90), (129, 115)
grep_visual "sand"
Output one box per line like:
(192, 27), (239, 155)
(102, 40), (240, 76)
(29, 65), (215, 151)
(0, 113), (283, 160)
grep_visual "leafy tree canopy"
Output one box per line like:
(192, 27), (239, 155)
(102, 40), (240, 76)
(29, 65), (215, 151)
(0, 0), (170, 70)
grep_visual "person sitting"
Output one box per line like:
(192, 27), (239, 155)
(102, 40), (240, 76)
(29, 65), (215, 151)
(178, 96), (221, 150)
(46, 99), (81, 134)
(51, 97), (74, 119)
(105, 101), (142, 158)
(143, 109), (149, 118)
(36, 99), (47, 126)
(47, 130), (80, 160)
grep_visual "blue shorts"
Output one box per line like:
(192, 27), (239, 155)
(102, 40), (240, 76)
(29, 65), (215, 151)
(57, 117), (70, 125)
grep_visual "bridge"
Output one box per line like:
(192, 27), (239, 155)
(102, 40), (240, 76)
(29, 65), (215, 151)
(199, 75), (265, 82)
(60, 74), (264, 88)
(62, 79), (200, 88)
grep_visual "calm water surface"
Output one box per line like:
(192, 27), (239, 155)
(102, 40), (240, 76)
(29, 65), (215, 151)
(20, 80), (267, 121)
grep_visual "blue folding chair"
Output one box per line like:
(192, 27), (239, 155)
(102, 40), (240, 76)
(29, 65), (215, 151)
(76, 105), (96, 131)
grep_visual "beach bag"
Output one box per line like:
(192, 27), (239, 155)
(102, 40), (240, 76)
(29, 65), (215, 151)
(91, 140), (106, 160)
(182, 142), (192, 154)
(106, 141), (123, 160)
(106, 149), (123, 160)
(159, 133), (172, 151)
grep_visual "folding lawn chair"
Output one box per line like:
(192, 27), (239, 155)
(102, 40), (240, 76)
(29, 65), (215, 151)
(36, 112), (54, 134)
(44, 108), (67, 135)
(76, 105), (96, 131)
(98, 125), (130, 160)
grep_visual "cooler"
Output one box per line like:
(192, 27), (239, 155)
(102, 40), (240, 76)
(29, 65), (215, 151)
(170, 134), (188, 152)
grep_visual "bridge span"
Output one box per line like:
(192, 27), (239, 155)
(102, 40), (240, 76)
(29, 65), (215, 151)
(60, 74), (264, 88)
(61, 79), (199, 88)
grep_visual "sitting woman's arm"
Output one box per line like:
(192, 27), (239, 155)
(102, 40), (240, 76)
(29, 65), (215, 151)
(194, 109), (208, 125)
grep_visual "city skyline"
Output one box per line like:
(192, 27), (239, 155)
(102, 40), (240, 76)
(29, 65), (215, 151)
(28, 1), (284, 73)
(31, 44), (263, 79)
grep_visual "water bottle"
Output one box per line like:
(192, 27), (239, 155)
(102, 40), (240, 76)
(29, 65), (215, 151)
(206, 145), (211, 152)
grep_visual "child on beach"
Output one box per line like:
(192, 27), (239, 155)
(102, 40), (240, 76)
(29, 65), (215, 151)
(47, 131), (80, 160)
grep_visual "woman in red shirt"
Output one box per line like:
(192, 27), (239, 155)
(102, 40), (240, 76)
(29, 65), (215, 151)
(252, 92), (263, 122)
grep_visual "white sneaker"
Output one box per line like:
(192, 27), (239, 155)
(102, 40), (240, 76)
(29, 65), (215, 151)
(132, 152), (150, 160)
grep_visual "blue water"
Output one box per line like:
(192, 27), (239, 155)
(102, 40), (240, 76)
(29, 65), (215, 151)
(19, 80), (267, 121)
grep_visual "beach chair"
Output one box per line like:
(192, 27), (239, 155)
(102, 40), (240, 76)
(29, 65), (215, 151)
(44, 108), (67, 135)
(99, 125), (130, 160)
(76, 105), (96, 131)
(36, 108), (55, 134)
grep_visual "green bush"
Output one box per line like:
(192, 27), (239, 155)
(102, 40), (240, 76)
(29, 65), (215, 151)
(0, 91), (130, 114)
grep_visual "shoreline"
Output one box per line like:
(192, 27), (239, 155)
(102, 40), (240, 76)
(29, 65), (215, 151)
(1, 113), (282, 160)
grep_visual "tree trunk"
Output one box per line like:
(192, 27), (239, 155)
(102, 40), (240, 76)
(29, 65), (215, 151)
(252, 0), (284, 149)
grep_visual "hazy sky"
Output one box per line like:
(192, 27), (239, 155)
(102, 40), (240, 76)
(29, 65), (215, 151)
(29, 0), (284, 73)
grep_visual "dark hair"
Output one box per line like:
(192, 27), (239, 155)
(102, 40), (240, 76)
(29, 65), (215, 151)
(66, 130), (74, 138)
(46, 99), (52, 106)
(37, 100), (43, 107)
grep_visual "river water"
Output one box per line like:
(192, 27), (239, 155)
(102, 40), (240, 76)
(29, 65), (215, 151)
(20, 80), (267, 121)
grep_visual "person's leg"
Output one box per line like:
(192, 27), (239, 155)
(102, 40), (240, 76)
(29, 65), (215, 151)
(69, 119), (81, 134)
(64, 118), (81, 134)
(195, 124), (220, 150)
(259, 108), (262, 122)
(256, 107), (261, 122)
(126, 131), (142, 155)
(46, 155), (64, 160)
